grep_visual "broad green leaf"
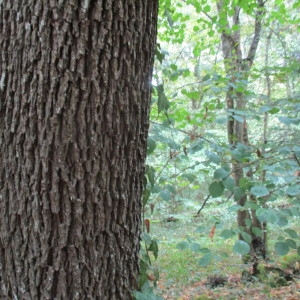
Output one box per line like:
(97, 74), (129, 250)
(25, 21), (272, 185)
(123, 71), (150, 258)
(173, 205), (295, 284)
(176, 241), (190, 250)
(202, 74), (211, 81)
(199, 247), (211, 254)
(209, 181), (225, 198)
(220, 229), (236, 239)
(233, 240), (250, 255)
(285, 229), (298, 239)
(239, 177), (252, 190)
(241, 232), (252, 244)
(275, 241), (289, 256)
(277, 215), (288, 227)
(189, 140), (204, 154)
(181, 173), (196, 183)
(134, 281), (164, 300)
(206, 151), (221, 164)
(278, 116), (300, 125)
(232, 114), (245, 123)
(234, 187), (246, 202)
(251, 227), (262, 237)
(214, 168), (229, 179)
(190, 242), (201, 252)
(198, 254), (212, 266)
(222, 176), (235, 191)
(203, 5), (211, 13)
(286, 239), (297, 249)
(286, 185), (300, 196)
(250, 186), (269, 197)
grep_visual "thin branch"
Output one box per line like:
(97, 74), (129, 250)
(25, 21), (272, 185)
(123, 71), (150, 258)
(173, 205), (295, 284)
(197, 195), (211, 215)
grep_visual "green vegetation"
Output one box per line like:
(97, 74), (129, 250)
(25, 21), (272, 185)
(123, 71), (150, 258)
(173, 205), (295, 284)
(136, 0), (300, 298)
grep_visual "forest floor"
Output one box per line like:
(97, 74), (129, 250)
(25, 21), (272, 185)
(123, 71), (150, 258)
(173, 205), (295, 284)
(158, 272), (300, 299)
(147, 211), (300, 300)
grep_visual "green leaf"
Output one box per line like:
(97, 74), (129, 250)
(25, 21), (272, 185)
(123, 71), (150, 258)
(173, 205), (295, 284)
(145, 165), (155, 188)
(141, 233), (152, 244)
(189, 140), (204, 154)
(286, 185), (300, 196)
(233, 240), (250, 255)
(176, 241), (190, 250)
(277, 215), (288, 227)
(148, 240), (159, 259)
(285, 229), (298, 239)
(251, 227), (262, 237)
(190, 242), (201, 252)
(275, 241), (289, 256)
(143, 189), (151, 205)
(220, 229), (236, 239)
(222, 176), (235, 191)
(241, 232), (252, 244)
(250, 186), (269, 197)
(278, 116), (300, 125)
(234, 187), (246, 202)
(202, 74), (211, 81)
(157, 85), (170, 113)
(214, 168), (229, 179)
(159, 189), (171, 201)
(198, 253), (212, 266)
(286, 239), (297, 249)
(147, 138), (156, 155)
(181, 173), (196, 183)
(206, 151), (221, 164)
(134, 281), (164, 300)
(209, 181), (225, 198)
(203, 5), (211, 13)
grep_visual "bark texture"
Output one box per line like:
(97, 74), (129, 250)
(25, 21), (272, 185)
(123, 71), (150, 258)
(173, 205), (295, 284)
(0, 0), (158, 299)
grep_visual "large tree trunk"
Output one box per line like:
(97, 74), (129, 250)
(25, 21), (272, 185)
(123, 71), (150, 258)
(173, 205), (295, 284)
(0, 1), (158, 299)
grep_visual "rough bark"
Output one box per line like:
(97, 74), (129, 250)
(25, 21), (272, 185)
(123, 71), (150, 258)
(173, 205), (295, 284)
(0, 0), (158, 299)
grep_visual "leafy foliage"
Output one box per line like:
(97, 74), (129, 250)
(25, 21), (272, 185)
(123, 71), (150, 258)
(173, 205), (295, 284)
(142, 1), (300, 290)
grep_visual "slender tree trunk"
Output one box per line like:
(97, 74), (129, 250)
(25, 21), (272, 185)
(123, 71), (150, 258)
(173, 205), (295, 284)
(216, 0), (266, 262)
(0, 1), (158, 299)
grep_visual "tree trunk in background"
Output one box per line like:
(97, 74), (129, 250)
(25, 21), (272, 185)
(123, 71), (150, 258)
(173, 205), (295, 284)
(0, 1), (158, 298)
(216, 0), (266, 262)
